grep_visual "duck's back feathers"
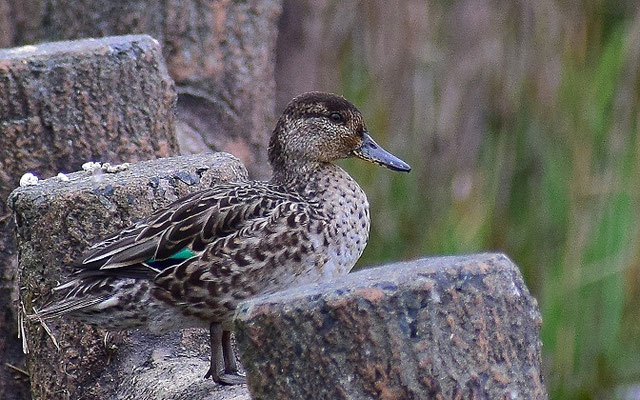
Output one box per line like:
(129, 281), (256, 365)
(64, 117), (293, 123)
(79, 181), (307, 273)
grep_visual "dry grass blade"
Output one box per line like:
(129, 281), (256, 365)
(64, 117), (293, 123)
(18, 303), (28, 354)
(29, 306), (60, 351)
(5, 363), (29, 377)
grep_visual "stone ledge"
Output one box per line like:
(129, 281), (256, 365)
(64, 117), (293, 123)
(10, 153), (249, 400)
(0, 34), (178, 178)
(235, 253), (546, 400)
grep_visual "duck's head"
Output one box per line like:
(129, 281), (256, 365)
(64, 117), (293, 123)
(268, 92), (411, 178)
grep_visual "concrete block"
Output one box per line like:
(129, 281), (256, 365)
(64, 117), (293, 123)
(235, 253), (547, 400)
(0, 0), (283, 178)
(10, 153), (249, 400)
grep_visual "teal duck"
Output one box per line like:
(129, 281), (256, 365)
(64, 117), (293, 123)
(30, 92), (411, 385)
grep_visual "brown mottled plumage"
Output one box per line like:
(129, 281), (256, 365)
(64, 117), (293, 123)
(30, 92), (410, 385)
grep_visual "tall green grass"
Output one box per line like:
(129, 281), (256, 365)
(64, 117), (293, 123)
(338, 16), (640, 400)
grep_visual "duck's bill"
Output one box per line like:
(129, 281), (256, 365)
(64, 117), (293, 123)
(352, 133), (411, 172)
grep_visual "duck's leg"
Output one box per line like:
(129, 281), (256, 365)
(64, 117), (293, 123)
(204, 322), (223, 380)
(222, 330), (244, 376)
(204, 322), (245, 385)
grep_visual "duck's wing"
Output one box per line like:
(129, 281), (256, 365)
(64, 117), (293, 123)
(78, 181), (296, 273)
(151, 195), (330, 317)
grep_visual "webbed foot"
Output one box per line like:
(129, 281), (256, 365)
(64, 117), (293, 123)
(207, 371), (246, 385)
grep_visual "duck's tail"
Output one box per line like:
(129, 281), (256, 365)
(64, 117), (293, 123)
(28, 296), (109, 322)
(27, 276), (154, 330)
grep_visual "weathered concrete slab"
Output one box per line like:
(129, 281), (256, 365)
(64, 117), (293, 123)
(0, 0), (282, 178)
(0, 34), (179, 400)
(0, 34), (178, 176)
(10, 153), (249, 400)
(235, 253), (546, 399)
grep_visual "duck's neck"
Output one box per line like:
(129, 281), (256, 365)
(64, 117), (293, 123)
(270, 162), (350, 194)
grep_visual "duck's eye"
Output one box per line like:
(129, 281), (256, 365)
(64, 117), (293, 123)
(329, 113), (344, 124)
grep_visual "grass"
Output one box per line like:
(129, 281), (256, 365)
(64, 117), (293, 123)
(337, 11), (640, 400)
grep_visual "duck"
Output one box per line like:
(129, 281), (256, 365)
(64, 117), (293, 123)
(29, 92), (411, 385)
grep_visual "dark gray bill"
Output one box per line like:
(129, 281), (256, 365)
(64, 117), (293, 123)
(353, 133), (411, 172)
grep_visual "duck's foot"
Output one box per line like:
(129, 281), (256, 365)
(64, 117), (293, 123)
(204, 370), (246, 385)
(205, 322), (246, 385)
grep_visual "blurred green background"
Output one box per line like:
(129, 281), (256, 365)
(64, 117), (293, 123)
(276, 1), (640, 399)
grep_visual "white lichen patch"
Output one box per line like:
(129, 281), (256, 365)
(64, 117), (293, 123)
(82, 161), (103, 172)
(102, 162), (130, 173)
(56, 172), (70, 182)
(19, 172), (39, 187)
(82, 161), (130, 174)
